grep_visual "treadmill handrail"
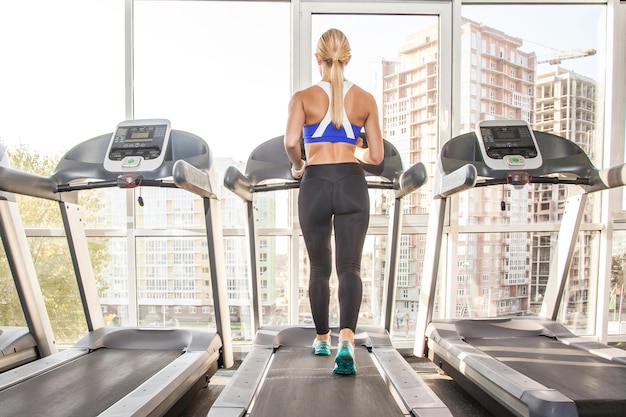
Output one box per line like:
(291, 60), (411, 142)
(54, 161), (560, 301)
(435, 163), (477, 198)
(237, 135), (405, 190)
(51, 129), (213, 185)
(172, 159), (218, 199)
(436, 130), (626, 196)
(0, 129), (215, 202)
(439, 130), (598, 179)
(224, 136), (423, 203)
(224, 161), (424, 199)
(395, 161), (428, 199)
(223, 165), (254, 202)
(588, 161), (626, 192)
(0, 166), (63, 202)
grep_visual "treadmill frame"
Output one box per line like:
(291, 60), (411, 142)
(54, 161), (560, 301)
(213, 135), (452, 417)
(0, 127), (232, 416)
(414, 129), (626, 417)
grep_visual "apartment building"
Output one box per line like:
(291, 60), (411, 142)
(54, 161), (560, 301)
(380, 18), (596, 321)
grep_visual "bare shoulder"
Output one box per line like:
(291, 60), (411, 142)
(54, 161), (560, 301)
(349, 83), (376, 102)
(292, 85), (325, 104)
(347, 83), (377, 117)
(290, 87), (316, 105)
(301, 83), (326, 95)
(349, 83), (372, 94)
(290, 89), (306, 102)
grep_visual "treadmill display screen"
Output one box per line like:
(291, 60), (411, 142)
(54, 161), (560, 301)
(128, 129), (152, 141)
(108, 124), (168, 161)
(480, 125), (537, 159)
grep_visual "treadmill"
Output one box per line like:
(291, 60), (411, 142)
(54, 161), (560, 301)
(210, 136), (452, 417)
(413, 119), (626, 417)
(0, 119), (233, 416)
(0, 143), (57, 372)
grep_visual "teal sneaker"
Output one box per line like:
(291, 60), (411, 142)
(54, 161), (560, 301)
(312, 337), (331, 356)
(333, 340), (356, 375)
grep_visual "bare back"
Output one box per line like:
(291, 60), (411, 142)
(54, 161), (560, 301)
(284, 80), (384, 168)
(298, 83), (381, 165)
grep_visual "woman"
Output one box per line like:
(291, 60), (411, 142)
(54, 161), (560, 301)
(284, 28), (384, 375)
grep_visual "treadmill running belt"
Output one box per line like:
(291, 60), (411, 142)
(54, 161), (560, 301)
(1, 348), (180, 416)
(466, 336), (626, 417)
(251, 346), (406, 417)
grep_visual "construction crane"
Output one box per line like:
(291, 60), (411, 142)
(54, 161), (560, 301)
(537, 48), (596, 65)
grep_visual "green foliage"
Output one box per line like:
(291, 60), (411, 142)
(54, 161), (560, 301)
(31, 237), (88, 344)
(612, 254), (625, 287)
(88, 237), (112, 297)
(0, 144), (110, 345)
(0, 248), (27, 326)
(9, 144), (63, 228)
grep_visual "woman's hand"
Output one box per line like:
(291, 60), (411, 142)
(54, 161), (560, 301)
(291, 160), (306, 179)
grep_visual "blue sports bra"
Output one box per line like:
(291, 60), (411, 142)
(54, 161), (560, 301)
(302, 81), (362, 144)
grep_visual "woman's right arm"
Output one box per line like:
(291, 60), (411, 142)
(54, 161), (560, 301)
(284, 92), (306, 177)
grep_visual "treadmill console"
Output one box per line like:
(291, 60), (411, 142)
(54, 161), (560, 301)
(475, 120), (542, 170)
(103, 119), (172, 172)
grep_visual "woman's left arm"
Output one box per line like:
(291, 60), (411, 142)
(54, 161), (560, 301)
(356, 94), (384, 165)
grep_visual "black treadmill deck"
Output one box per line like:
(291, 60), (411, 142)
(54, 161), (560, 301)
(1, 348), (180, 416)
(210, 326), (452, 417)
(251, 345), (406, 417)
(427, 318), (626, 417)
(468, 336), (626, 417)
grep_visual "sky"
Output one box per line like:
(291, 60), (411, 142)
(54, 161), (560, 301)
(461, 4), (603, 81)
(0, 2), (606, 162)
(311, 14), (438, 92)
(312, 5), (603, 88)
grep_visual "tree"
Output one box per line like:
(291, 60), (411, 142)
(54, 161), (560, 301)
(0, 144), (110, 345)
(611, 254), (625, 290)
(611, 254), (626, 312)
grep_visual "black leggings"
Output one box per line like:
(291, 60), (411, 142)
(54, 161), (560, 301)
(298, 163), (369, 335)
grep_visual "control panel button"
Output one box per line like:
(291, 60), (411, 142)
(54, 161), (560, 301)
(504, 155), (525, 166)
(122, 156), (143, 168)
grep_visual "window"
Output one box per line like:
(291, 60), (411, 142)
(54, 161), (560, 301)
(2, 1), (619, 349)
(134, 1), (290, 162)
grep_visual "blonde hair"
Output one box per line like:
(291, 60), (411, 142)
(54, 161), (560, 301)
(315, 29), (351, 129)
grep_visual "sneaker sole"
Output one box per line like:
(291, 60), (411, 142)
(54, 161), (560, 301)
(333, 352), (356, 375)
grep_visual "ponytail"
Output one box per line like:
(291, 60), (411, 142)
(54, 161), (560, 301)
(329, 58), (344, 129)
(316, 29), (351, 129)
